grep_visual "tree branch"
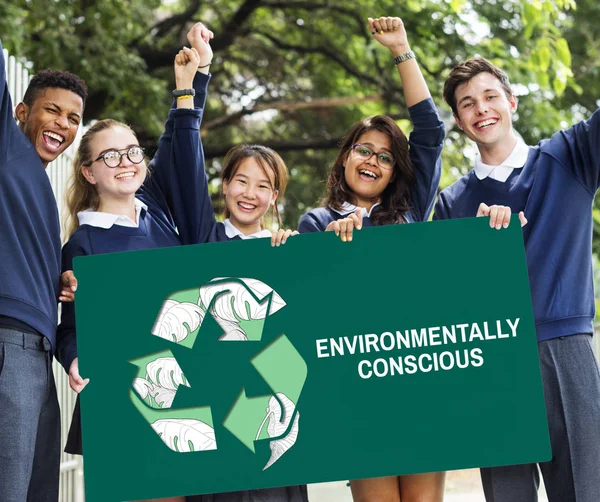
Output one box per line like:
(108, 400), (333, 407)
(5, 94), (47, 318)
(263, 1), (366, 33)
(152, 0), (202, 39)
(256, 31), (380, 87)
(202, 95), (382, 132)
(134, 0), (261, 71)
(211, 0), (264, 52)
(204, 136), (342, 158)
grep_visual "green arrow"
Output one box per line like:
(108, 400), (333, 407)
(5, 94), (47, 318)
(251, 334), (307, 404)
(222, 388), (271, 452)
(130, 388), (214, 427)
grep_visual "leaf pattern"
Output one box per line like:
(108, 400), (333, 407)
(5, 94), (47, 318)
(199, 278), (286, 323)
(260, 393), (299, 470)
(151, 299), (204, 343)
(146, 357), (189, 391)
(150, 386), (177, 408)
(216, 319), (248, 341)
(151, 419), (217, 452)
(132, 377), (154, 401)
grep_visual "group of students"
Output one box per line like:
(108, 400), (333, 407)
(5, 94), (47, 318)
(1, 13), (599, 502)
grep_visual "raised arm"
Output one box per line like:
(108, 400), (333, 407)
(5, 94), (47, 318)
(370, 17), (444, 222)
(143, 23), (217, 244)
(0, 40), (21, 164)
(369, 17), (430, 106)
(556, 108), (600, 193)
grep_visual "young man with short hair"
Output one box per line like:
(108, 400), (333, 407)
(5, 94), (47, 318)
(0, 40), (87, 501)
(434, 56), (600, 502)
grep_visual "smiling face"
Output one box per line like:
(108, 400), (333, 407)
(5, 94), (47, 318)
(16, 87), (83, 167)
(222, 157), (278, 235)
(343, 129), (394, 209)
(453, 72), (518, 158)
(81, 126), (147, 201)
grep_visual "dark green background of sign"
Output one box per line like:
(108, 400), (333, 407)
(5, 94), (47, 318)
(75, 217), (550, 501)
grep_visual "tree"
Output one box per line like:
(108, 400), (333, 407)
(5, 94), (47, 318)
(0, 0), (581, 228)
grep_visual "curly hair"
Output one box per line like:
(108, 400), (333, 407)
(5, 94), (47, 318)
(23, 69), (88, 109)
(323, 115), (415, 226)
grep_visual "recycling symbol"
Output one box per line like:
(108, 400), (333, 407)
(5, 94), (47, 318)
(129, 277), (307, 470)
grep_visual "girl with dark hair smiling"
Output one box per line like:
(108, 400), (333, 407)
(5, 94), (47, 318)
(298, 15), (446, 502)
(298, 16), (444, 245)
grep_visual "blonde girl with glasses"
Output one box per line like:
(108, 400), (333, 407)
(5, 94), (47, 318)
(299, 16), (444, 246)
(298, 16), (446, 502)
(55, 23), (216, 502)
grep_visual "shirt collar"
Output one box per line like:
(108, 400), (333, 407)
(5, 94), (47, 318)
(223, 219), (272, 239)
(77, 198), (148, 229)
(474, 136), (530, 180)
(331, 201), (381, 218)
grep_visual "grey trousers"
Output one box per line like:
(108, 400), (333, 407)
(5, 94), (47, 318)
(0, 328), (60, 502)
(481, 334), (600, 502)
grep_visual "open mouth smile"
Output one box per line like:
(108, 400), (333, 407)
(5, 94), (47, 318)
(358, 168), (379, 182)
(237, 201), (257, 212)
(42, 131), (65, 151)
(474, 118), (498, 130)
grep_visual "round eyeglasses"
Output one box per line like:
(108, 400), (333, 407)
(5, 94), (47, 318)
(351, 144), (395, 169)
(94, 146), (145, 168)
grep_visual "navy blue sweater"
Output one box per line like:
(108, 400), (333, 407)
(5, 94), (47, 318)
(434, 110), (600, 342)
(0, 40), (62, 343)
(55, 74), (209, 372)
(298, 97), (444, 232)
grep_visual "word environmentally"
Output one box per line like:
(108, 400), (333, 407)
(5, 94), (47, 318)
(315, 318), (520, 379)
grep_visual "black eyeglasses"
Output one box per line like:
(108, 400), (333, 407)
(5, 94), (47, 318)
(94, 146), (145, 168)
(351, 144), (395, 169)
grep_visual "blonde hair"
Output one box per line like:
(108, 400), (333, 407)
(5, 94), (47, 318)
(221, 144), (289, 228)
(64, 119), (137, 238)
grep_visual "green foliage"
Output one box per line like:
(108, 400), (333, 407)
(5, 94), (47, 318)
(1, 0), (594, 237)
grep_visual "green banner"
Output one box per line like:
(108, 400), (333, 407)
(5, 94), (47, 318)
(75, 216), (550, 501)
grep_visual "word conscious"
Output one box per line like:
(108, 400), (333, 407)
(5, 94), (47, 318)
(315, 319), (520, 379)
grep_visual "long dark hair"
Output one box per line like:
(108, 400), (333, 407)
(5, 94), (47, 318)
(323, 115), (415, 226)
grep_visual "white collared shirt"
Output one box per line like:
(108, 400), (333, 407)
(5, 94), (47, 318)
(223, 219), (272, 240)
(77, 198), (148, 229)
(474, 137), (530, 183)
(331, 201), (381, 218)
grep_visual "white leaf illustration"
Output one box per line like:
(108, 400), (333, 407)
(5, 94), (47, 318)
(199, 278), (286, 323)
(133, 378), (154, 400)
(151, 299), (204, 343)
(257, 393), (299, 470)
(151, 419), (217, 452)
(146, 357), (189, 391)
(217, 319), (248, 341)
(149, 386), (177, 408)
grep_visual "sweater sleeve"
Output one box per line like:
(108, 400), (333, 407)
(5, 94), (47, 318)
(432, 189), (450, 221)
(298, 209), (327, 233)
(55, 234), (90, 373)
(0, 41), (21, 166)
(553, 108), (600, 194)
(407, 98), (445, 222)
(144, 72), (216, 244)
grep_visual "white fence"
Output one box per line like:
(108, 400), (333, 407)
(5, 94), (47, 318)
(3, 46), (84, 502)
